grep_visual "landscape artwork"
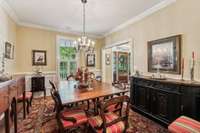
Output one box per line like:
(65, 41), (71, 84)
(152, 42), (174, 70)
(148, 35), (181, 74)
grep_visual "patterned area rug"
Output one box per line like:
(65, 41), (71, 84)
(17, 97), (168, 133)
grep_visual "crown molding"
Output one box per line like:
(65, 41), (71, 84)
(104, 0), (176, 37)
(1, 0), (176, 39)
(1, 0), (103, 39)
(0, 0), (20, 23)
(18, 21), (103, 39)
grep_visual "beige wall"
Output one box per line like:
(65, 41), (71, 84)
(105, 0), (200, 81)
(102, 48), (113, 83)
(0, 6), (17, 74)
(16, 26), (104, 73)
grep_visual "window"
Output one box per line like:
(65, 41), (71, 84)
(58, 38), (78, 80)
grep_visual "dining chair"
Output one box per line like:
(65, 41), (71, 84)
(17, 91), (33, 114)
(49, 80), (57, 91)
(50, 89), (88, 133)
(168, 116), (200, 133)
(89, 95), (130, 133)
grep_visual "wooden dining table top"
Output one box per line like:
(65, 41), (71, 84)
(57, 80), (129, 105)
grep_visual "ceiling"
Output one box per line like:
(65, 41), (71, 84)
(5, 0), (167, 37)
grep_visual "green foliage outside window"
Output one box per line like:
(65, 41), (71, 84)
(60, 47), (76, 60)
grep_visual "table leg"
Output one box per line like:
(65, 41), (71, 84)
(13, 99), (17, 133)
(5, 109), (10, 133)
(92, 99), (96, 114)
(23, 92), (26, 119)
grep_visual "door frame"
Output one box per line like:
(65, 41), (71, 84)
(102, 39), (134, 83)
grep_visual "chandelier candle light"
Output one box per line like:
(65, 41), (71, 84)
(74, 0), (95, 53)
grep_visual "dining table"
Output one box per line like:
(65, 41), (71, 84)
(57, 80), (129, 111)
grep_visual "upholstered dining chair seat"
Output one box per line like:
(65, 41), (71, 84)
(168, 116), (200, 133)
(18, 91), (32, 100)
(61, 109), (88, 128)
(106, 104), (121, 113)
(89, 112), (125, 133)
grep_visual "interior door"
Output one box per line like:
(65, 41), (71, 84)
(118, 52), (129, 83)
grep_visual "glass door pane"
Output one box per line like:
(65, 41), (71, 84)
(60, 61), (68, 80)
(118, 52), (129, 83)
(69, 61), (77, 75)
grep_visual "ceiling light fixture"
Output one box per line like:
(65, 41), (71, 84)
(74, 0), (95, 53)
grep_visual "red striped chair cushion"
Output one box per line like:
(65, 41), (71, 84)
(89, 112), (125, 133)
(168, 116), (200, 133)
(18, 91), (32, 100)
(61, 109), (88, 128)
(106, 104), (121, 112)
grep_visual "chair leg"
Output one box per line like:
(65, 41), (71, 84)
(5, 109), (10, 133)
(85, 123), (89, 133)
(87, 100), (90, 111)
(44, 89), (46, 99)
(30, 96), (33, 106)
(26, 100), (30, 114)
(13, 99), (17, 133)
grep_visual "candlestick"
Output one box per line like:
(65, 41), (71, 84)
(190, 52), (195, 81)
(181, 58), (184, 80)
(192, 51), (195, 60)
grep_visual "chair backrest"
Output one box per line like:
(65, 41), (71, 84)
(49, 80), (57, 91)
(50, 89), (63, 115)
(67, 74), (75, 80)
(99, 95), (130, 132)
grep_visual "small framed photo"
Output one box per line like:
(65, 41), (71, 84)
(5, 42), (14, 59)
(86, 54), (95, 67)
(32, 50), (47, 66)
(105, 54), (111, 65)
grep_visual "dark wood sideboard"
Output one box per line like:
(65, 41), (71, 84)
(130, 76), (200, 125)
(31, 76), (46, 97)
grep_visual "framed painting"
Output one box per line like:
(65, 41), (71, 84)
(148, 35), (181, 74)
(32, 50), (47, 66)
(86, 54), (95, 67)
(5, 42), (14, 59)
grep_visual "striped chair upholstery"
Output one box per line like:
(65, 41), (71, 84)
(18, 91), (32, 100)
(89, 112), (125, 133)
(106, 104), (121, 113)
(168, 116), (200, 133)
(61, 109), (88, 128)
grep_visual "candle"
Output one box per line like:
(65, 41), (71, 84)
(182, 58), (184, 70)
(192, 51), (195, 60)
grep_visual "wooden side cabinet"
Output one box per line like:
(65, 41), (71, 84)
(130, 76), (200, 125)
(31, 76), (46, 98)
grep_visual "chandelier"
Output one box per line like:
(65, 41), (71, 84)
(74, 0), (95, 53)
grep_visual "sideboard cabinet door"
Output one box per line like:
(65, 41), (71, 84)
(181, 86), (200, 121)
(31, 77), (45, 92)
(135, 85), (150, 112)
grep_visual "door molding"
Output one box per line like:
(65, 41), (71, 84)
(102, 39), (134, 83)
